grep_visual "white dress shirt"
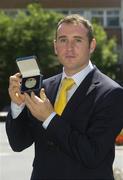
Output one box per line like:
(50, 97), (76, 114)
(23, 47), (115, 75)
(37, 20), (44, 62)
(11, 61), (94, 129)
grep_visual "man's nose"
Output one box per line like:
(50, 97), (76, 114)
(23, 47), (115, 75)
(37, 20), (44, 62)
(66, 41), (74, 50)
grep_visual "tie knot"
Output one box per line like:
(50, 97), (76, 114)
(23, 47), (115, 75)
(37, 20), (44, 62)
(61, 78), (75, 91)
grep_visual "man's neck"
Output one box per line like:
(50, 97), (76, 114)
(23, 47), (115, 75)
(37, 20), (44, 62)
(64, 62), (90, 76)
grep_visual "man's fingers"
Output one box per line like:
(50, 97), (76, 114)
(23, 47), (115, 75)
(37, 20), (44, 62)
(31, 91), (43, 103)
(9, 73), (21, 82)
(40, 88), (47, 101)
(25, 93), (36, 106)
(8, 73), (25, 105)
(9, 74), (22, 95)
(15, 72), (21, 77)
(25, 92), (39, 114)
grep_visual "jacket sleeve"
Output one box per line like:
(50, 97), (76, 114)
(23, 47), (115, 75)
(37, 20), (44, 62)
(45, 87), (123, 168)
(6, 107), (34, 152)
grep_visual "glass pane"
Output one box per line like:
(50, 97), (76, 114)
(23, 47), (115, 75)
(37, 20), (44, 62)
(91, 17), (104, 25)
(91, 10), (103, 15)
(71, 10), (84, 15)
(61, 10), (69, 15)
(107, 10), (119, 16)
(107, 17), (119, 27)
(5, 10), (18, 17)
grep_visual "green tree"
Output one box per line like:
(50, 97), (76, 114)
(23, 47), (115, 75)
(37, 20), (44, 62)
(0, 4), (119, 110)
(0, 4), (63, 110)
(0, 11), (13, 110)
(92, 23), (118, 79)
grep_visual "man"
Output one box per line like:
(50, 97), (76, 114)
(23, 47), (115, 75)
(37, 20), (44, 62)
(6, 14), (123, 179)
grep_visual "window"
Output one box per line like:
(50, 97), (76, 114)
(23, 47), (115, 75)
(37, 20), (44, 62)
(50, 8), (120, 28)
(91, 10), (104, 26)
(70, 9), (84, 16)
(4, 9), (18, 17)
(90, 9), (120, 28)
(106, 10), (120, 27)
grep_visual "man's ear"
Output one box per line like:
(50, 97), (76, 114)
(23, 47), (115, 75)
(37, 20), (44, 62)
(54, 39), (58, 55)
(90, 38), (96, 54)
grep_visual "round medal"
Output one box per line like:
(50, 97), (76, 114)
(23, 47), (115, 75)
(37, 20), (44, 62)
(25, 78), (37, 89)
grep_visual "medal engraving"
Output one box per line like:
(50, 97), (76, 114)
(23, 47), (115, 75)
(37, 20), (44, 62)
(25, 78), (37, 89)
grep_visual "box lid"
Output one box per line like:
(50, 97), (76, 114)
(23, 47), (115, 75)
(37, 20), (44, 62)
(16, 56), (40, 77)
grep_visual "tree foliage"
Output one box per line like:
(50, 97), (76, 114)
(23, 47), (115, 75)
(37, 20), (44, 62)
(0, 4), (119, 110)
(92, 23), (118, 79)
(0, 4), (62, 109)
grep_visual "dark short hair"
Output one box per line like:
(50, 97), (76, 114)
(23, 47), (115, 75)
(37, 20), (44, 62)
(55, 14), (94, 44)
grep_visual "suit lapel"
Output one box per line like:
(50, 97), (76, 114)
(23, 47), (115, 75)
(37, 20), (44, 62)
(45, 74), (62, 105)
(44, 67), (100, 118)
(62, 67), (100, 117)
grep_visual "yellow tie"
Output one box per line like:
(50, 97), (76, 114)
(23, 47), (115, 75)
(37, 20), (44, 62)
(54, 78), (75, 115)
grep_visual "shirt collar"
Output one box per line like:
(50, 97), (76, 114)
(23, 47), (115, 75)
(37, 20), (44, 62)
(62, 61), (94, 87)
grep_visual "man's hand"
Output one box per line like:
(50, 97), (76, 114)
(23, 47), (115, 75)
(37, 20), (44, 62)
(8, 73), (25, 105)
(25, 89), (54, 122)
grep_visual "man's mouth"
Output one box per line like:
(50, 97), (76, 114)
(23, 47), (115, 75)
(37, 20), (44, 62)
(65, 55), (76, 58)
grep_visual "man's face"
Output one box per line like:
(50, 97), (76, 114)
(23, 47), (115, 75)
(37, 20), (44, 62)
(54, 22), (96, 75)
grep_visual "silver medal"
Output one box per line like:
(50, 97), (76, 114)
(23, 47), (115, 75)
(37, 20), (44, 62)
(25, 78), (37, 89)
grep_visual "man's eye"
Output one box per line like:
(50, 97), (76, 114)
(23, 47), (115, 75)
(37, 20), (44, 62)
(75, 39), (82, 42)
(60, 39), (67, 43)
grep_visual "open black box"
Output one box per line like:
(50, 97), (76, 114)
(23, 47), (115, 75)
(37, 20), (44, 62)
(16, 56), (43, 93)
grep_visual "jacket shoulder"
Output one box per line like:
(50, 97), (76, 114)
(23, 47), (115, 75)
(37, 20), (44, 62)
(43, 74), (62, 84)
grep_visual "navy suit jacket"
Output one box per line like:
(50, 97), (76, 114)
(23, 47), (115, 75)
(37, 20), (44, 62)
(6, 67), (123, 179)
